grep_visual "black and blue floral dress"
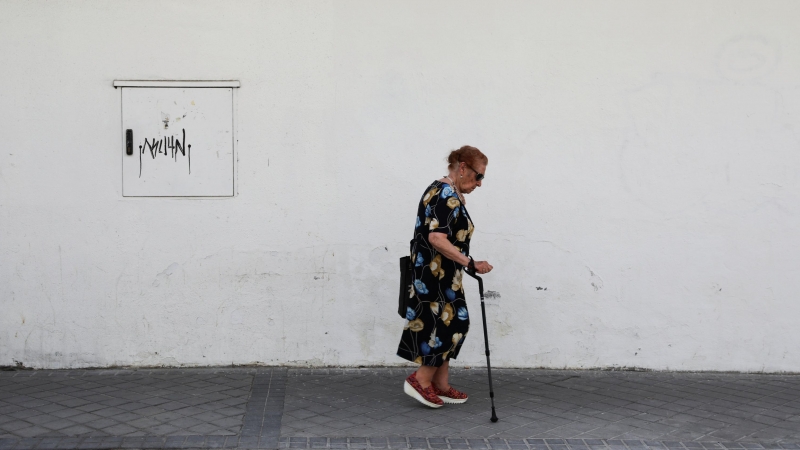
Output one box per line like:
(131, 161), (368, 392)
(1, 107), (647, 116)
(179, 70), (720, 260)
(397, 180), (474, 367)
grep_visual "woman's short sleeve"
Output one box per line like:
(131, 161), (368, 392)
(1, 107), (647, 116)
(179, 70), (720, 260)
(427, 184), (461, 237)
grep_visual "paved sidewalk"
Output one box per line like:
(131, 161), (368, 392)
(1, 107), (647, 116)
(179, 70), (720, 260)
(0, 367), (798, 450)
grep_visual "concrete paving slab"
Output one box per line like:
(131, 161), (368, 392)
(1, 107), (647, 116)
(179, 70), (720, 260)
(0, 368), (798, 449)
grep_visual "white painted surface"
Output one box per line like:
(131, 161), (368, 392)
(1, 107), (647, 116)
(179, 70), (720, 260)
(113, 81), (240, 88)
(122, 87), (234, 197)
(1, 1), (799, 371)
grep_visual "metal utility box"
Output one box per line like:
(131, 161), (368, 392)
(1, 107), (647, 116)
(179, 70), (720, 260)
(115, 81), (239, 197)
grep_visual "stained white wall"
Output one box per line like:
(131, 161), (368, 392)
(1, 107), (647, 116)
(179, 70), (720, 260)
(2, 0), (799, 371)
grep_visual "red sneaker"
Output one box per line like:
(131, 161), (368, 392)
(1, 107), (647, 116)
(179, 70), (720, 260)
(404, 372), (444, 408)
(432, 384), (469, 404)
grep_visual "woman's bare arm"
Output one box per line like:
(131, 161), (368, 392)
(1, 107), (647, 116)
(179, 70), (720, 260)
(429, 232), (494, 274)
(428, 232), (471, 266)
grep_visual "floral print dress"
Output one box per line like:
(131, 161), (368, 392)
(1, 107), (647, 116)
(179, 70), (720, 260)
(397, 180), (474, 367)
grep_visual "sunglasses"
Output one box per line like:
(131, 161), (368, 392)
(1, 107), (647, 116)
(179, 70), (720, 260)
(463, 162), (484, 181)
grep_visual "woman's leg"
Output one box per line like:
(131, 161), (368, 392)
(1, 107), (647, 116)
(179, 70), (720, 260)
(415, 361), (452, 390)
(414, 365), (438, 389)
(431, 360), (451, 390)
(415, 361), (452, 388)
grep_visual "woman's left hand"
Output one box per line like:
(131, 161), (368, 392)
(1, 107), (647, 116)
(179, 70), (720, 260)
(473, 260), (493, 274)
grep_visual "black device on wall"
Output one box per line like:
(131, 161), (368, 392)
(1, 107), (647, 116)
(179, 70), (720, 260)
(125, 129), (133, 155)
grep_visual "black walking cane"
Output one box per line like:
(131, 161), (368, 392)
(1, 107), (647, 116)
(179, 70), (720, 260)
(465, 261), (499, 422)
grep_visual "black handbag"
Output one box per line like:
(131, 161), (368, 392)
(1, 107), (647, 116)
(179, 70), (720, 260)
(398, 242), (414, 318)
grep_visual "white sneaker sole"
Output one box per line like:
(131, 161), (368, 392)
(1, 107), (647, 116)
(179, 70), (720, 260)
(438, 395), (468, 404)
(404, 380), (443, 408)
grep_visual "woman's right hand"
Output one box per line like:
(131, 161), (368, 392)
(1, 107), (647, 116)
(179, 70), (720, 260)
(473, 260), (493, 274)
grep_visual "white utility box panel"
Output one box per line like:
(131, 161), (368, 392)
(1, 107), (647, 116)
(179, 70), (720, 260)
(116, 81), (239, 197)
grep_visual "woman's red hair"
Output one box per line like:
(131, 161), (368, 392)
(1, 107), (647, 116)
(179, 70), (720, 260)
(447, 145), (488, 170)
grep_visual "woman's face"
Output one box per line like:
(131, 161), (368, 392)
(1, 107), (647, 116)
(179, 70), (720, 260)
(459, 161), (486, 194)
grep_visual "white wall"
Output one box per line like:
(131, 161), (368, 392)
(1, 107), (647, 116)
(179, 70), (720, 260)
(2, 0), (800, 371)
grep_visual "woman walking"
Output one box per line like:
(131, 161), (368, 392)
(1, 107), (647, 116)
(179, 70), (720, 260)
(397, 145), (493, 408)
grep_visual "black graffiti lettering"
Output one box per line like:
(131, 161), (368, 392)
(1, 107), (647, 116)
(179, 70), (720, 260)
(163, 136), (174, 158)
(137, 129), (191, 178)
(174, 130), (186, 160)
(142, 138), (158, 159)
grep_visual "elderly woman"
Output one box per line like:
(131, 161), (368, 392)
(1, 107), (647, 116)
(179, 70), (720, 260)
(397, 145), (493, 408)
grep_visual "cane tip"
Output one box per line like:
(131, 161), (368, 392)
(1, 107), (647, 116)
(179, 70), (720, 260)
(491, 416), (499, 422)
